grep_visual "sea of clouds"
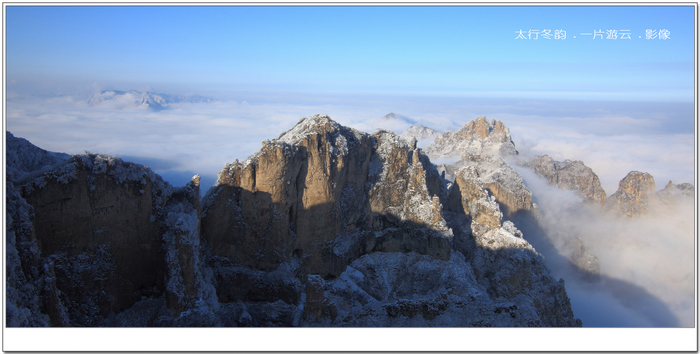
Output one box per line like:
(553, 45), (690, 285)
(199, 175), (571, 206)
(5, 90), (696, 328)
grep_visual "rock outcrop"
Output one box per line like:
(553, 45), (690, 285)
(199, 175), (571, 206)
(6, 144), (222, 326)
(606, 171), (656, 218)
(526, 155), (606, 205)
(442, 154), (532, 215)
(448, 166), (502, 229)
(6, 132), (69, 181)
(425, 116), (517, 159)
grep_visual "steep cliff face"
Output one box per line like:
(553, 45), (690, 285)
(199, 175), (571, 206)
(526, 155), (606, 205)
(18, 154), (173, 325)
(201, 115), (452, 280)
(6, 144), (220, 326)
(606, 171), (656, 218)
(425, 116), (517, 159)
(6, 179), (50, 327)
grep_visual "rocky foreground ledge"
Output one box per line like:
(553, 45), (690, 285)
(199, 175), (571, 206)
(7, 115), (583, 327)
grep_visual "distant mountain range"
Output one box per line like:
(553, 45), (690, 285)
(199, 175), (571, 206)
(88, 90), (215, 110)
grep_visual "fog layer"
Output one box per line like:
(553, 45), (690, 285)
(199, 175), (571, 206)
(513, 166), (695, 327)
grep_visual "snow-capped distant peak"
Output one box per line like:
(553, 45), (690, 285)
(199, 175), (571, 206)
(88, 90), (215, 110)
(400, 125), (440, 142)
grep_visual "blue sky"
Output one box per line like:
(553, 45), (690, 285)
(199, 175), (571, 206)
(5, 5), (696, 101)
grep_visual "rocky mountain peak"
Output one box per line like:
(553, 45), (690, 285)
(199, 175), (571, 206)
(6, 131), (69, 182)
(606, 171), (656, 218)
(656, 180), (695, 205)
(425, 116), (517, 159)
(456, 116), (509, 142)
(278, 114), (341, 144)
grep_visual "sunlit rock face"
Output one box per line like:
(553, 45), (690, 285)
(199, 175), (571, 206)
(526, 155), (607, 205)
(201, 114), (452, 279)
(399, 125), (440, 142)
(606, 171), (656, 218)
(425, 116), (517, 159)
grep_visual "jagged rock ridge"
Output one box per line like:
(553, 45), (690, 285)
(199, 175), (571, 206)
(425, 116), (517, 159)
(443, 154), (533, 215)
(6, 115), (582, 327)
(526, 154), (607, 205)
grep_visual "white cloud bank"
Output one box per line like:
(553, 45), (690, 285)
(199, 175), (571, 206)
(7, 93), (693, 194)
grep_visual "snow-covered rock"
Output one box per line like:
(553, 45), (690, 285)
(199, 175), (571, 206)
(442, 154), (532, 215)
(526, 155), (606, 205)
(400, 125), (440, 142)
(6, 131), (69, 183)
(606, 171), (656, 218)
(425, 116), (517, 159)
